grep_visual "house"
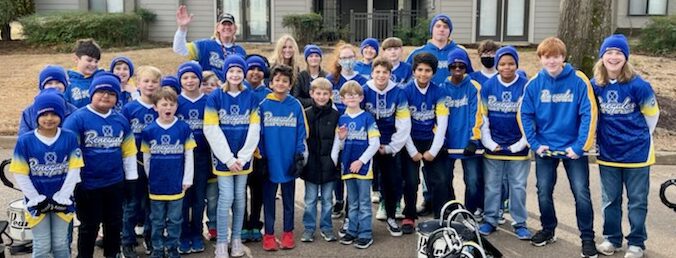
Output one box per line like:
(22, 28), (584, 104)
(33, 0), (675, 44)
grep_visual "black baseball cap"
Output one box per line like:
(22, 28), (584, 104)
(218, 13), (235, 24)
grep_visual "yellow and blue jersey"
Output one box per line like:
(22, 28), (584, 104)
(391, 62), (412, 88)
(63, 106), (137, 190)
(326, 74), (368, 115)
(121, 99), (158, 151)
(592, 76), (659, 167)
(64, 69), (104, 108)
(187, 39), (247, 81)
(362, 81), (410, 146)
(442, 75), (483, 159)
(403, 80), (448, 141)
(141, 120), (196, 201)
(9, 129), (84, 226)
(177, 93), (208, 154)
(339, 111), (380, 180)
(480, 75), (529, 160)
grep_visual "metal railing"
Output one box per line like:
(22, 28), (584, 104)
(347, 9), (421, 43)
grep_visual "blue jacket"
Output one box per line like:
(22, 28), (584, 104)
(64, 69), (104, 108)
(187, 39), (247, 81)
(441, 75), (483, 159)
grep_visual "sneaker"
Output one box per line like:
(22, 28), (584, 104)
(122, 245), (138, 258)
(531, 230), (556, 247)
(231, 239), (245, 257)
(417, 203), (432, 217)
(95, 237), (104, 248)
(167, 248), (180, 258)
(339, 234), (356, 245)
(178, 238), (192, 254)
(332, 201), (344, 219)
(503, 199), (510, 213)
(241, 229), (252, 243)
(479, 223), (496, 236)
(354, 238), (374, 249)
(401, 219), (415, 234)
(143, 237), (153, 255)
(338, 218), (349, 238)
(280, 231), (295, 249)
(134, 225), (144, 237)
(386, 218), (403, 237)
(376, 203), (387, 220)
(582, 240), (599, 258)
(301, 230), (314, 242)
(208, 228), (217, 241)
(498, 210), (506, 225)
(596, 240), (621, 256)
(624, 245), (644, 258)
(320, 230), (337, 242)
(214, 242), (229, 258)
(371, 191), (380, 203)
(191, 236), (205, 253)
(262, 234), (279, 251)
(250, 228), (262, 242)
(514, 227), (532, 240)
(473, 208), (484, 222)
(395, 203), (404, 219)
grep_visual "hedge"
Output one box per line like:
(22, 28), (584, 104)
(638, 15), (676, 55)
(19, 12), (142, 47)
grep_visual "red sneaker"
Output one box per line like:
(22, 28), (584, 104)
(280, 231), (296, 249)
(208, 228), (217, 241)
(262, 234), (279, 251)
(401, 218), (416, 234)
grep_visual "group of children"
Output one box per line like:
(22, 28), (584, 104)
(9, 12), (657, 258)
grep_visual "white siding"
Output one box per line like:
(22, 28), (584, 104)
(272, 0), (312, 42)
(34, 0), (80, 12)
(434, 0), (474, 44)
(532, 0), (559, 43)
(615, 0), (676, 29)
(139, 0), (180, 42)
(185, 0), (216, 41)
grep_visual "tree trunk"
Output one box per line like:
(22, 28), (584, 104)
(1, 23), (11, 41)
(557, 0), (612, 76)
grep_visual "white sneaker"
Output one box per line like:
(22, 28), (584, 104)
(371, 191), (380, 203)
(375, 203), (387, 220)
(230, 239), (245, 257)
(395, 203), (404, 219)
(134, 225), (144, 236)
(214, 242), (229, 258)
(596, 240), (620, 256)
(624, 246), (644, 258)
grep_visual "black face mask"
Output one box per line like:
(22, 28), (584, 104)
(481, 56), (495, 68)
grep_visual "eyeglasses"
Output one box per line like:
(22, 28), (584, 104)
(449, 64), (466, 70)
(342, 93), (361, 99)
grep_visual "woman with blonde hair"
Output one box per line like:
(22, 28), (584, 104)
(269, 34), (303, 74)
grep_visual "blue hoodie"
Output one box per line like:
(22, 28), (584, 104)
(65, 69), (104, 108)
(441, 75), (483, 159)
(405, 41), (459, 85)
(517, 63), (597, 156)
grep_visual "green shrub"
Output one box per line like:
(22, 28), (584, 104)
(282, 13), (323, 45)
(19, 11), (142, 47)
(637, 15), (676, 55)
(394, 18), (431, 46)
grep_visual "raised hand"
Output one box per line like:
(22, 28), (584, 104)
(176, 5), (194, 29)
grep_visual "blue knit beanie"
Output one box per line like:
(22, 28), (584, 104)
(223, 55), (248, 75)
(599, 34), (630, 60)
(447, 48), (474, 74)
(89, 72), (121, 99)
(177, 61), (204, 83)
(161, 75), (182, 94)
(495, 46), (520, 68)
(246, 54), (269, 77)
(109, 56), (135, 78)
(360, 38), (380, 56)
(304, 44), (323, 60)
(34, 89), (66, 123)
(429, 14), (453, 35)
(38, 65), (69, 91)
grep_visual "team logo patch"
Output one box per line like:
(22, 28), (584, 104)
(230, 105), (240, 115)
(102, 125), (113, 137)
(607, 90), (619, 103)
(189, 109), (199, 119)
(161, 135), (171, 145)
(44, 152), (57, 164)
(502, 92), (512, 101)
(144, 114), (154, 124)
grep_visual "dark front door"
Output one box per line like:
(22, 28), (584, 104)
(476, 0), (529, 42)
(221, 0), (270, 42)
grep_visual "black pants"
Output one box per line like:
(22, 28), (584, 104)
(374, 152), (402, 219)
(244, 157), (266, 230)
(75, 181), (124, 258)
(402, 140), (454, 219)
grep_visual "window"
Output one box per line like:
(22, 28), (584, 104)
(629, 0), (668, 16)
(89, 0), (124, 13)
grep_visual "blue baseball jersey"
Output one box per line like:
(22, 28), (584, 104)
(480, 75), (530, 159)
(354, 61), (372, 80)
(592, 76), (659, 167)
(441, 75), (484, 159)
(326, 73), (368, 115)
(9, 129), (84, 226)
(249, 83), (272, 103)
(121, 100), (158, 151)
(64, 69), (104, 108)
(339, 111), (380, 180)
(187, 39), (247, 81)
(63, 106), (137, 190)
(362, 81), (410, 145)
(402, 80), (448, 141)
(470, 70), (528, 85)
(391, 62), (412, 88)
(405, 41), (460, 85)
(177, 93), (208, 153)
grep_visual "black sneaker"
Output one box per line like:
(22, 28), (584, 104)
(122, 245), (138, 258)
(339, 234), (356, 245)
(354, 238), (374, 249)
(416, 203), (432, 217)
(531, 230), (556, 247)
(386, 218), (403, 237)
(332, 201), (345, 219)
(581, 240), (599, 258)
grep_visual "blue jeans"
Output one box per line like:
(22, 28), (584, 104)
(32, 213), (71, 258)
(452, 157), (484, 213)
(217, 174), (248, 243)
(346, 179), (373, 239)
(599, 165), (650, 249)
(303, 181), (336, 233)
(483, 158), (529, 227)
(535, 156), (595, 240)
(205, 181), (218, 230)
(181, 153), (210, 241)
(122, 163), (149, 246)
(263, 179), (295, 234)
(150, 199), (183, 251)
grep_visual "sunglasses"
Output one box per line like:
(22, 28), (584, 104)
(449, 64), (466, 70)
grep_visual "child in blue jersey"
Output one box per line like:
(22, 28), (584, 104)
(254, 64), (308, 251)
(354, 38), (379, 80)
(141, 87), (196, 258)
(327, 43), (369, 115)
(362, 57), (412, 237)
(19, 65), (78, 135)
(477, 46), (532, 239)
(10, 92), (84, 258)
(200, 70), (221, 241)
(470, 40), (500, 85)
(120, 65), (162, 255)
(517, 37), (598, 257)
(245, 54), (272, 101)
(334, 81), (380, 249)
(110, 56), (139, 111)
(442, 48), (485, 217)
(401, 53), (451, 226)
(63, 73), (138, 258)
(201, 71), (220, 95)
(592, 35), (658, 258)
(299, 78), (340, 243)
(381, 37), (412, 87)
(174, 6), (247, 81)
(406, 14), (462, 85)
(293, 44), (328, 107)
(173, 62), (210, 254)
(65, 39), (105, 108)
(204, 55), (261, 257)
